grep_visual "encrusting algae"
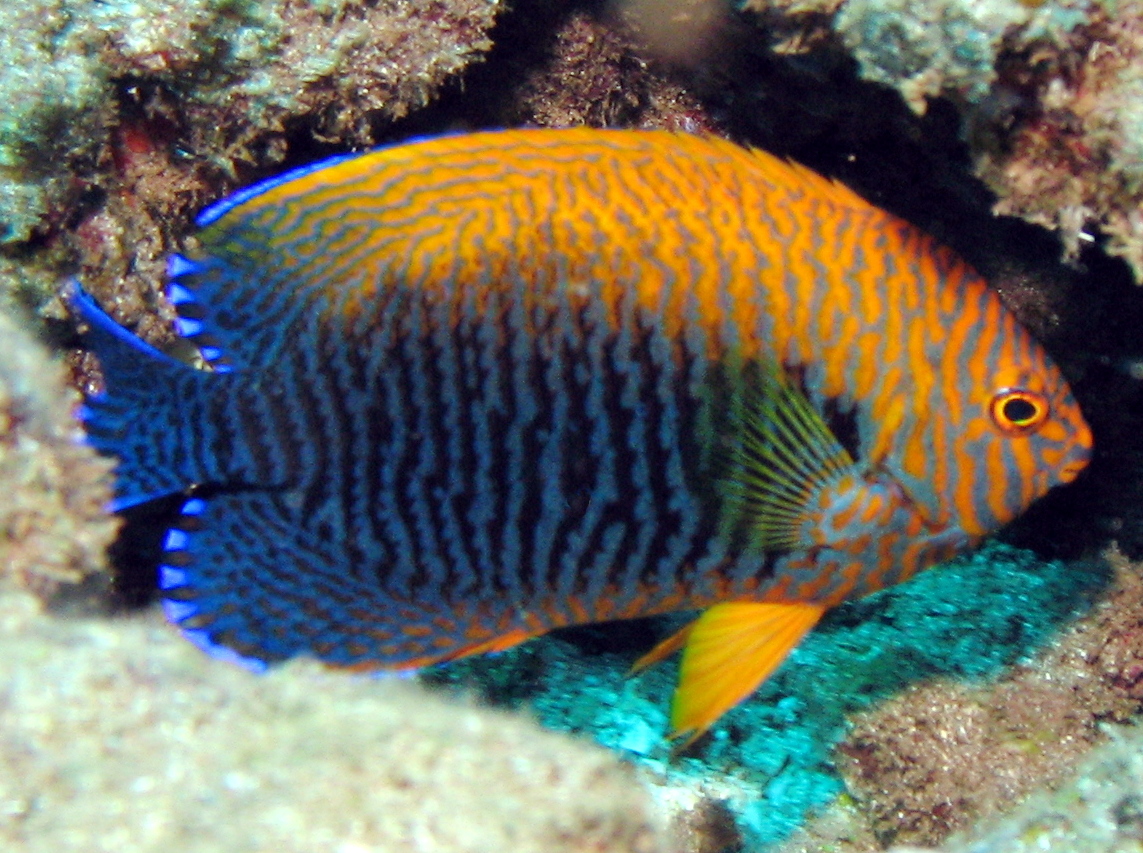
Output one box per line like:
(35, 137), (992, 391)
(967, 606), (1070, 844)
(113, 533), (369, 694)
(73, 127), (1091, 744)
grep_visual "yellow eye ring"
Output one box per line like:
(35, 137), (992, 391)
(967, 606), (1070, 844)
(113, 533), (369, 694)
(989, 388), (1050, 435)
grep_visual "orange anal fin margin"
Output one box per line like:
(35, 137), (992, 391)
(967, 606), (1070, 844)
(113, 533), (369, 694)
(670, 601), (825, 747)
(337, 627), (542, 674)
(629, 621), (695, 675)
(444, 627), (539, 661)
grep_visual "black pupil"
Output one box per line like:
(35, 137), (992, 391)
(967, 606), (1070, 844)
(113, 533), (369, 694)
(1002, 397), (1038, 424)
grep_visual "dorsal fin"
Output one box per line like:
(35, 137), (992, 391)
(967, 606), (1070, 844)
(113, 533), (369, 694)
(165, 255), (234, 372)
(161, 242), (301, 373)
(160, 151), (364, 372)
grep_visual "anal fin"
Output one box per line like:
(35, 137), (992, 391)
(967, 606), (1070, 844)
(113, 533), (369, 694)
(670, 601), (825, 745)
(158, 490), (487, 672)
(165, 254), (236, 373)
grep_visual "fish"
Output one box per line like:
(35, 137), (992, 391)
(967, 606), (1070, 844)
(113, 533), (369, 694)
(71, 128), (1093, 742)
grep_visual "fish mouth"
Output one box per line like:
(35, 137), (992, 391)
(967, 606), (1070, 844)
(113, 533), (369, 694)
(1058, 429), (1094, 485)
(1059, 456), (1090, 485)
(1061, 421), (1095, 484)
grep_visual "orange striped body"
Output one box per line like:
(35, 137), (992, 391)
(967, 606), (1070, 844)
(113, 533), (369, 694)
(204, 129), (1090, 616)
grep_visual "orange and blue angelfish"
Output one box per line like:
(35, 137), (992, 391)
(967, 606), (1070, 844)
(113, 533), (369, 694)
(71, 128), (1093, 743)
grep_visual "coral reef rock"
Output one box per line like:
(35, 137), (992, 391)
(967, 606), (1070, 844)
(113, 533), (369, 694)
(0, 584), (667, 853)
(0, 309), (117, 599)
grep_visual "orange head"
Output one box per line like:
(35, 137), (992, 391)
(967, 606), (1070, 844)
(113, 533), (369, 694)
(883, 280), (1092, 540)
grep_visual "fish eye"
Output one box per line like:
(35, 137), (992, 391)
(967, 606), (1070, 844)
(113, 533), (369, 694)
(989, 388), (1050, 435)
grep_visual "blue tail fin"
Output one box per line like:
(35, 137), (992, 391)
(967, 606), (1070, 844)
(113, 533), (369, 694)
(70, 284), (218, 510)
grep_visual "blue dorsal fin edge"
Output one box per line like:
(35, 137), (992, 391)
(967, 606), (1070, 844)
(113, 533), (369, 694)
(169, 136), (467, 372)
(192, 131), (467, 228)
(164, 255), (236, 373)
(166, 254), (203, 280)
(175, 316), (204, 337)
(167, 282), (195, 305)
(195, 151), (363, 228)
(71, 263), (227, 377)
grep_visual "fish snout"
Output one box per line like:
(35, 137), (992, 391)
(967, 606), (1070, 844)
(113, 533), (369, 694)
(1058, 449), (1091, 484)
(1057, 422), (1093, 484)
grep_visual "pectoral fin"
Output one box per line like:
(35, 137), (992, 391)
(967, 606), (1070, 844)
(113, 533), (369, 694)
(670, 601), (825, 744)
(712, 359), (856, 552)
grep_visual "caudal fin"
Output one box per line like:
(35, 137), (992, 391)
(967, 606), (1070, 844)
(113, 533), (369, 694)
(70, 284), (217, 510)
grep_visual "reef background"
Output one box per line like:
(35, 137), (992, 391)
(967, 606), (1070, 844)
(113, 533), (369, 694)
(7, 0), (1143, 850)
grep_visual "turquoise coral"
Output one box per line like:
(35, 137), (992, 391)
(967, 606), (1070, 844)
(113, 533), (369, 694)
(833, 0), (1089, 112)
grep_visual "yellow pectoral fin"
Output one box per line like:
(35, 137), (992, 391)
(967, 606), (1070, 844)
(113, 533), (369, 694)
(670, 601), (826, 744)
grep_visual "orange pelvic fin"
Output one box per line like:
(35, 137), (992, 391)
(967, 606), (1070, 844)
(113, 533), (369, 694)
(629, 621), (694, 675)
(669, 601), (826, 745)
